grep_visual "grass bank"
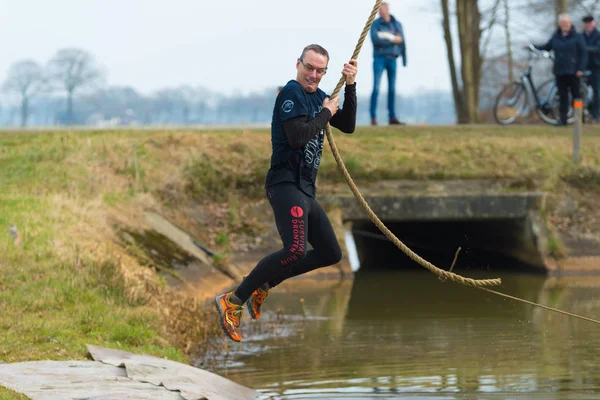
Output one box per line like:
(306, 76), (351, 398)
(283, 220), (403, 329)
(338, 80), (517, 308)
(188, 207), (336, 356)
(178, 125), (600, 198)
(1, 125), (599, 398)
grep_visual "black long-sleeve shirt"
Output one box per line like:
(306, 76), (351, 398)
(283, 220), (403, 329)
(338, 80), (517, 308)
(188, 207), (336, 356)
(266, 81), (358, 197)
(282, 83), (357, 149)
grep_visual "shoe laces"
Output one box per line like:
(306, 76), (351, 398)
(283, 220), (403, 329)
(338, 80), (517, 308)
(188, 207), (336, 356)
(226, 295), (243, 328)
(254, 288), (268, 305)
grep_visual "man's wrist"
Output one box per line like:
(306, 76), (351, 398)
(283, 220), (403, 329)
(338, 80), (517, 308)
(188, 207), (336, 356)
(321, 108), (333, 120)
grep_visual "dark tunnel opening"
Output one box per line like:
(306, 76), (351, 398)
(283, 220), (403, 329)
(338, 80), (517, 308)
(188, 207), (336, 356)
(350, 217), (546, 274)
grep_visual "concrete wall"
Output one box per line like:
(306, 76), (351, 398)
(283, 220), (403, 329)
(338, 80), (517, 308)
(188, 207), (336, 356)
(323, 192), (555, 272)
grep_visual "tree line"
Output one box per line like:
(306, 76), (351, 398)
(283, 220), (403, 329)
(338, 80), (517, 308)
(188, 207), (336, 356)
(0, 47), (454, 127)
(2, 48), (103, 127)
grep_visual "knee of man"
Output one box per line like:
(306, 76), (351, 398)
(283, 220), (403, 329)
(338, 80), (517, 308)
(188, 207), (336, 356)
(332, 246), (343, 265)
(324, 244), (343, 266)
(297, 248), (308, 260)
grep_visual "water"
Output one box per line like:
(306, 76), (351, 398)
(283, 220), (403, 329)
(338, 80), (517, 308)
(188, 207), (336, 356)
(201, 270), (600, 399)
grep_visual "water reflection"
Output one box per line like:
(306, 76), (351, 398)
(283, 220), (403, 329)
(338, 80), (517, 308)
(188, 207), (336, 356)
(202, 270), (600, 399)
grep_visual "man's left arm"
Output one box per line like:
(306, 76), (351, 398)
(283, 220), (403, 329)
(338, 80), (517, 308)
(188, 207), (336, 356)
(577, 34), (588, 73)
(589, 34), (600, 54)
(371, 21), (393, 48)
(330, 83), (357, 134)
(396, 21), (404, 43)
(397, 21), (407, 66)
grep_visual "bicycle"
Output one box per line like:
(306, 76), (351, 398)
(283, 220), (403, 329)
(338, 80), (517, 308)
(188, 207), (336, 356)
(494, 44), (591, 126)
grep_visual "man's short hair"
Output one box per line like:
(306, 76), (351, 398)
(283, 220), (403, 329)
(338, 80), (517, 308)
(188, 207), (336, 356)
(300, 44), (329, 61)
(583, 15), (595, 23)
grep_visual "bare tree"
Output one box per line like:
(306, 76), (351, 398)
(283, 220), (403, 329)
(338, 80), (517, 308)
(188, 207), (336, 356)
(573, 0), (600, 15)
(460, 1), (483, 123)
(2, 60), (45, 127)
(47, 48), (104, 125)
(442, 0), (464, 122)
(525, 0), (599, 21)
(520, 0), (568, 20)
(504, 0), (515, 82)
(514, 0), (564, 32)
(442, 0), (483, 123)
(481, 0), (502, 59)
(556, 0), (569, 17)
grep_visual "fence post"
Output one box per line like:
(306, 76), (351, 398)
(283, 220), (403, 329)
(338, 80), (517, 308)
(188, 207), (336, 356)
(573, 98), (583, 164)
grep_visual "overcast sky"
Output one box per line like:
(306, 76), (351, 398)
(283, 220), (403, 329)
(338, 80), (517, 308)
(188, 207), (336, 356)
(1, 0), (451, 97)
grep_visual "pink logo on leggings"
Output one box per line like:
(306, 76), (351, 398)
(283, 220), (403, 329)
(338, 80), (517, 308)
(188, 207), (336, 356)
(290, 206), (304, 218)
(281, 219), (305, 266)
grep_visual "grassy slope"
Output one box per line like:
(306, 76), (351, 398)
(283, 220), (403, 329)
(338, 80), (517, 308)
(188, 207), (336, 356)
(0, 131), (186, 399)
(0, 125), (599, 398)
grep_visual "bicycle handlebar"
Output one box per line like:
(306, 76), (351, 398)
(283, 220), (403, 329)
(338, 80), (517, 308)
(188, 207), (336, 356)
(527, 43), (554, 60)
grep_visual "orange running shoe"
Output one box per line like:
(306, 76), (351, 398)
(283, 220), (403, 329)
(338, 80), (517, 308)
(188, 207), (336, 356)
(246, 287), (269, 320)
(214, 292), (243, 342)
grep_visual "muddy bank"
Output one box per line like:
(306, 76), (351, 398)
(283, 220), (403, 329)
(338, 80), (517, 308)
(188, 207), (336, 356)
(115, 179), (600, 339)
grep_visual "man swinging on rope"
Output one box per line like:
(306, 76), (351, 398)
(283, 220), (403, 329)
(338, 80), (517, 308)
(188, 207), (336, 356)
(215, 44), (358, 342)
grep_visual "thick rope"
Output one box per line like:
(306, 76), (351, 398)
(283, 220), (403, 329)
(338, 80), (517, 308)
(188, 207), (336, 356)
(324, 0), (600, 325)
(479, 287), (600, 324)
(325, 0), (500, 288)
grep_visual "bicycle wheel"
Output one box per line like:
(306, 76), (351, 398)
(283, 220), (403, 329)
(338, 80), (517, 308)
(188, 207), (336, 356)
(538, 78), (589, 125)
(536, 79), (562, 125)
(581, 80), (591, 121)
(494, 82), (527, 125)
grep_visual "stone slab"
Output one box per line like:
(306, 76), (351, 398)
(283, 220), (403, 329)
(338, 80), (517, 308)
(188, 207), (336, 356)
(0, 346), (257, 400)
(0, 360), (183, 400)
(87, 345), (256, 400)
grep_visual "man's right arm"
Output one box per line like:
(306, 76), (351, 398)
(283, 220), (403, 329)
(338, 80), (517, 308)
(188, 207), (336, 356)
(534, 37), (553, 51)
(279, 87), (322, 149)
(395, 21), (404, 44)
(370, 21), (391, 47)
(283, 110), (332, 149)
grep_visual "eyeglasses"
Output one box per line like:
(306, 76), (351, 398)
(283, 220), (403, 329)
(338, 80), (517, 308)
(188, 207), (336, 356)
(299, 57), (327, 75)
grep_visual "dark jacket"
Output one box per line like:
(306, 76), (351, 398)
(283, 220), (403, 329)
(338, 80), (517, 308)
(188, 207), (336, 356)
(584, 28), (600, 69)
(370, 15), (407, 66)
(536, 26), (588, 76)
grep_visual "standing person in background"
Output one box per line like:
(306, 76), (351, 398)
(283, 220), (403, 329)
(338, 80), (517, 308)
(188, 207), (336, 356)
(533, 13), (587, 126)
(369, 2), (407, 126)
(583, 15), (600, 123)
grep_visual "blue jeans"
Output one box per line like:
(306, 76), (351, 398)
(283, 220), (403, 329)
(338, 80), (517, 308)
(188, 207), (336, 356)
(370, 56), (397, 120)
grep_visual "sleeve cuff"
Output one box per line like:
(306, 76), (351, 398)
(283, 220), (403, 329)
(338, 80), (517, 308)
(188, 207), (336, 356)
(345, 83), (357, 91)
(321, 108), (333, 120)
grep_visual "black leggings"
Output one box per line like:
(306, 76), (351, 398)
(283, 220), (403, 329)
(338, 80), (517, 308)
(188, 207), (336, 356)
(234, 182), (342, 303)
